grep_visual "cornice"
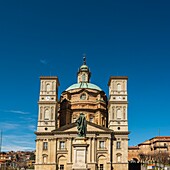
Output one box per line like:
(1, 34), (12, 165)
(114, 131), (130, 135)
(54, 131), (113, 135)
(40, 76), (60, 85)
(40, 76), (58, 79)
(34, 131), (54, 135)
(38, 101), (58, 104)
(108, 101), (128, 104)
(108, 76), (128, 86)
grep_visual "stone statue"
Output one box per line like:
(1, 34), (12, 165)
(76, 113), (87, 137)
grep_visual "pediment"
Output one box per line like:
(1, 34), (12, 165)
(54, 122), (113, 133)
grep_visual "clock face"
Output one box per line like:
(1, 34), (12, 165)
(117, 96), (122, 100)
(46, 96), (50, 100)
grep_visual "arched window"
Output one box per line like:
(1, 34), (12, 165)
(51, 107), (54, 120)
(97, 155), (106, 170)
(44, 109), (50, 120)
(58, 156), (66, 170)
(40, 107), (43, 120)
(112, 106), (115, 119)
(117, 83), (121, 91)
(46, 84), (50, 92)
(117, 109), (122, 119)
(43, 154), (48, 163)
(117, 153), (122, 163)
(82, 74), (86, 82)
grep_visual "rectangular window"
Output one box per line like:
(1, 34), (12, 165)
(99, 141), (105, 149)
(43, 142), (48, 150)
(99, 164), (104, 170)
(60, 164), (64, 170)
(60, 141), (65, 150)
(116, 141), (121, 149)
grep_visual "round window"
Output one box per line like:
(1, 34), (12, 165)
(80, 93), (86, 100)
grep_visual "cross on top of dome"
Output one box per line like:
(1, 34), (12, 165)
(83, 54), (86, 65)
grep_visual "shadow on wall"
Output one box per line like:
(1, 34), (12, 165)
(129, 162), (147, 170)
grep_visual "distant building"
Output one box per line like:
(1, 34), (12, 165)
(0, 151), (35, 169)
(128, 136), (170, 162)
(35, 57), (129, 170)
(0, 152), (7, 168)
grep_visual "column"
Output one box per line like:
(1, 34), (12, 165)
(48, 139), (51, 163)
(40, 140), (43, 164)
(35, 139), (39, 163)
(70, 138), (73, 163)
(98, 112), (101, 125)
(68, 138), (72, 163)
(107, 138), (111, 162)
(94, 138), (97, 163)
(90, 138), (92, 162)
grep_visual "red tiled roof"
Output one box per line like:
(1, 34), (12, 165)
(128, 146), (139, 149)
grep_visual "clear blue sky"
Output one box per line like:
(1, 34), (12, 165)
(0, 0), (170, 151)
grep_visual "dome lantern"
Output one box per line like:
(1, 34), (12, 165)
(77, 55), (91, 83)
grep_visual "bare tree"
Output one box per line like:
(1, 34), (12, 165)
(17, 161), (28, 170)
(154, 152), (169, 168)
(138, 153), (148, 164)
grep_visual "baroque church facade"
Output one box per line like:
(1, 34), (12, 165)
(35, 58), (129, 170)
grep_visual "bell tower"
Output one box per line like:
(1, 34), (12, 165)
(108, 76), (128, 131)
(108, 76), (129, 170)
(37, 76), (60, 132)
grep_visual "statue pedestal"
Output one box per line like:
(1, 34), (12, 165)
(72, 137), (89, 170)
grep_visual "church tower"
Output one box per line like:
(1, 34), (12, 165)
(108, 76), (128, 131)
(108, 76), (129, 170)
(37, 76), (60, 132)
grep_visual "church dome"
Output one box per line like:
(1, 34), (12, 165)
(66, 82), (102, 91)
(65, 56), (102, 92)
